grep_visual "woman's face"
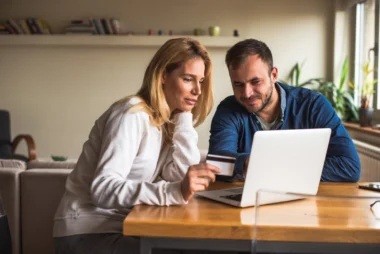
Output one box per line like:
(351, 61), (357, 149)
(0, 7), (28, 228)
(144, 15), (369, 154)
(162, 57), (205, 113)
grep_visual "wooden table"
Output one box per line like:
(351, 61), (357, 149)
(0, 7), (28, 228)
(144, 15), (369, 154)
(123, 182), (380, 253)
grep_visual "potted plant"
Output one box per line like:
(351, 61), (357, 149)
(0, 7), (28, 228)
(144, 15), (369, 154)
(282, 61), (323, 88)
(313, 58), (358, 122)
(284, 58), (358, 122)
(349, 61), (377, 127)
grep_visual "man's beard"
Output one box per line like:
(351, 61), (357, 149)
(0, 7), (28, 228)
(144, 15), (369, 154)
(241, 83), (274, 113)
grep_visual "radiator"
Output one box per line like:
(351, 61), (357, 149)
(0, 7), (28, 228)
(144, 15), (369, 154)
(353, 139), (380, 181)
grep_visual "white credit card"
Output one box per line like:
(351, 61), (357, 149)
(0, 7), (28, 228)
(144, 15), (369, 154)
(206, 154), (236, 176)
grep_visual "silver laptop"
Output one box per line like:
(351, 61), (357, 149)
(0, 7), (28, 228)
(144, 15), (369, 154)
(196, 128), (331, 207)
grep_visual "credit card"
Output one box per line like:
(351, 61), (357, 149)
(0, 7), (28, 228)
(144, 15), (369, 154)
(206, 154), (236, 176)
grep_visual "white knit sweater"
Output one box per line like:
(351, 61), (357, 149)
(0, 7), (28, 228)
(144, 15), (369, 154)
(53, 97), (200, 237)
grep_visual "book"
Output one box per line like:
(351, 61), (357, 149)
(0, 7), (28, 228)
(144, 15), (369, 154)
(70, 19), (93, 26)
(39, 19), (52, 34)
(110, 18), (120, 34)
(91, 18), (103, 34)
(8, 19), (23, 34)
(18, 19), (31, 34)
(26, 18), (39, 34)
(101, 18), (110, 34)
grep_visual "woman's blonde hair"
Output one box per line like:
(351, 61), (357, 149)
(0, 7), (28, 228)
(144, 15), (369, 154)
(116, 37), (213, 142)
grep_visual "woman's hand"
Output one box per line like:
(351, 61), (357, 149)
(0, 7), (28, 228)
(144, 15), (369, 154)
(171, 109), (184, 117)
(180, 163), (221, 202)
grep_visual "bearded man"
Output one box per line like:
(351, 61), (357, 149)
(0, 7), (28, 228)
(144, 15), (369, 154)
(208, 39), (360, 182)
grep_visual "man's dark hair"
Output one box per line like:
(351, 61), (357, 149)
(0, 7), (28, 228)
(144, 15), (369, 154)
(225, 39), (273, 73)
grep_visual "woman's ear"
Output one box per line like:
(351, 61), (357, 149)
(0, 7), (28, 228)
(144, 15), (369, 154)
(161, 72), (167, 85)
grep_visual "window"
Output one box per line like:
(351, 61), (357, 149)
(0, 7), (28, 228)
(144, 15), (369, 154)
(374, 0), (380, 116)
(354, 0), (379, 121)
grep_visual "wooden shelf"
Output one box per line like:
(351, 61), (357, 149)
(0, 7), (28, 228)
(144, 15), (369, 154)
(0, 35), (241, 48)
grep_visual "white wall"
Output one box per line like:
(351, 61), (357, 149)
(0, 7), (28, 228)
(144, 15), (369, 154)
(0, 0), (334, 159)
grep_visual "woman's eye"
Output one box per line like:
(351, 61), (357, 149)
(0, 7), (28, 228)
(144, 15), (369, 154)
(184, 78), (192, 82)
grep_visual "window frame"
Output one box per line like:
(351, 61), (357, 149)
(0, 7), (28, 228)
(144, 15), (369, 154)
(354, 0), (380, 122)
(373, 0), (380, 122)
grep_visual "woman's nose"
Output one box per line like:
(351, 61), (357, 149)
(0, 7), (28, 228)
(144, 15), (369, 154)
(192, 82), (202, 95)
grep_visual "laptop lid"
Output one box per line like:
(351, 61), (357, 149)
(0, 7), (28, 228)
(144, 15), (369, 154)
(240, 128), (331, 207)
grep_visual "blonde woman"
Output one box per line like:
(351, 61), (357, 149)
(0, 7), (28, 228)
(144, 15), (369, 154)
(53, 38), (220, 254)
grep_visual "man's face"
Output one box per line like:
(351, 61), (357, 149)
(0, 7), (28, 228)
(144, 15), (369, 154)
(228, 54), (278, 114)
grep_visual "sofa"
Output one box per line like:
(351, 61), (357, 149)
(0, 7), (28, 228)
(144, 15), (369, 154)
(0, 150), (208, 254)
(0, 160), (74, 254)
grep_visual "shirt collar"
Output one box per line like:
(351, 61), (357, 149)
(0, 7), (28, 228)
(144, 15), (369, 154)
(252, 82), (286, 120)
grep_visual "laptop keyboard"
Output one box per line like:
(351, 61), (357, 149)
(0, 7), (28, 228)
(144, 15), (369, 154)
(222, 194), (242, 202)
(227, 187), (243, 193)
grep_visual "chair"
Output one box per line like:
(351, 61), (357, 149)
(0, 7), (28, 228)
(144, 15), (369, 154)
(0, 110), (36, 162)
(250, 189), (380, 254)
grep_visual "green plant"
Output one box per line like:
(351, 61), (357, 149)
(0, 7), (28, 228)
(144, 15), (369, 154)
(51, 155), (68, 161)
(348, 61), (377, 109)
(314, 58), (358, 121)
(282, 61), (323, 87)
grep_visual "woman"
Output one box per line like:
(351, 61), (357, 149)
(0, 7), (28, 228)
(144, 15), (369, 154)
(53, 38), (220, 254)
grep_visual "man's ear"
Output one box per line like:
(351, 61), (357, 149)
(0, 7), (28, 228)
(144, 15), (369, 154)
(271, 67), (278, 82)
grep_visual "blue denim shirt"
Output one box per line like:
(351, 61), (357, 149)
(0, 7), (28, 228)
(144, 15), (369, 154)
(208, 82), (361, 182)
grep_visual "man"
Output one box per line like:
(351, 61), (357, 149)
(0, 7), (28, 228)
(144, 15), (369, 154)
(208, 38), (361, 182)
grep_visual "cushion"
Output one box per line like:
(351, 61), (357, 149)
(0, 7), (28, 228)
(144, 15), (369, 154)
(0, 159), (26, 169)
(21, 169), (71, 254)
(27, 160), (76, 170)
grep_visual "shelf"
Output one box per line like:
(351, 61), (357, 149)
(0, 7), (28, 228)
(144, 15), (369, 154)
(0, 35), (241, 48)
(343, 122), (380, 137)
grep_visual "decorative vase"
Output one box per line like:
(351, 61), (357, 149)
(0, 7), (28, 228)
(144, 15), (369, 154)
(359, 107), (374, 127)
(208, 26), (220, 36)
(193, 28), (202, 36)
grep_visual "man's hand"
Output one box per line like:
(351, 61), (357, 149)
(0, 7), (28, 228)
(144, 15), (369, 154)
(181, 163), (221, 202)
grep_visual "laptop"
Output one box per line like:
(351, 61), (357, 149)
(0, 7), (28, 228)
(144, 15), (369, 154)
(196, 128), (331, 207)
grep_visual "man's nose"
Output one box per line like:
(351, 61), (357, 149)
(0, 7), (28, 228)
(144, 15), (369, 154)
(242, 84), (252, 98)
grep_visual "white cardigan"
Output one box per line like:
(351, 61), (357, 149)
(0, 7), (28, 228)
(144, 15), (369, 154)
(53, 97), (200, 237)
